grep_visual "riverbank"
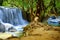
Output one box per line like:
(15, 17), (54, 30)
(0, 21), (60, 40)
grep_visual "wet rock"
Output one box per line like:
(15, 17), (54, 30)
(8, 27), (17, 32)
(0, 22), (5, 32)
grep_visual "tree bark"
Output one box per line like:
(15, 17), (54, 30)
(36, 0), (45, 22)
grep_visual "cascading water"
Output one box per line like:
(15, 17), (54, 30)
(0, 6), (29, 37)
(0, 7), (28, 26)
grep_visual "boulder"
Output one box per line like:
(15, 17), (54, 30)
(0, 22), (5, 32)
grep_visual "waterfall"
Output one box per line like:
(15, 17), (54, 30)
(0, 7), (28, 26)
(0, 6), (29, 36)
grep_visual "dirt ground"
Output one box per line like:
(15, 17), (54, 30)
(1, 21), (60, 40)
(20, 28), (60, 40)
(5, 27), (60, 40)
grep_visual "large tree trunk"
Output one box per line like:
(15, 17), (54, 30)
(36, 0), (45, 22)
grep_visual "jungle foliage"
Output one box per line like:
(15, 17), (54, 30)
(0, 0), (60, 22)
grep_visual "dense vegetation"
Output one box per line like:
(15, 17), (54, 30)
(0, 0), (60, 22)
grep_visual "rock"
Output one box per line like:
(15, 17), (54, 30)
(8, 27), (17, 32)
(0, 22), (5, 32)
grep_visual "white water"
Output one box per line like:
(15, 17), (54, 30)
(0, 6), (29, 37)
